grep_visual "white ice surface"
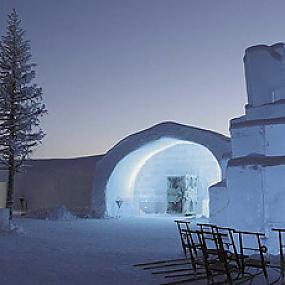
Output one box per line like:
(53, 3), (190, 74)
(0, 217), (183, 285)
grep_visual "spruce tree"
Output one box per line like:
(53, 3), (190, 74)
(0, 9), (47, 216)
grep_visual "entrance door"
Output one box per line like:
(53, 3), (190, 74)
(166, 175), (198, 216)
(183, 175), (198, 216)
(166, 176), (184, 214)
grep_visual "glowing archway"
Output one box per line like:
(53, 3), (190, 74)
(105, 138), (221, 217)
(92, 122), (231, 218)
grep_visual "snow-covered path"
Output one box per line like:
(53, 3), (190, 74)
(0, 217), (182, 285)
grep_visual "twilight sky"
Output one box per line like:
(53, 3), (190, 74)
(1, 0), (285, 158)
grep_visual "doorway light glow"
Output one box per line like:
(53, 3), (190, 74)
(106, 137), (221, 217)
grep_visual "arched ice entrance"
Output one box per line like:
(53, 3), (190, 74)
(92, 122), (231, 218)
(106, 138), (221, 217)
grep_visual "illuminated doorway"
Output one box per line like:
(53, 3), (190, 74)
(106, 138), (221, 217)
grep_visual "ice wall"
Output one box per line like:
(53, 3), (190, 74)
(134, 143), (220, 217)
(14, 155), (103, 216)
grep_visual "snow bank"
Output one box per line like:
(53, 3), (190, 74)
(25, 205), (77, 221)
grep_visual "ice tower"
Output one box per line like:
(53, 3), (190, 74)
(224, 43), (285, 231)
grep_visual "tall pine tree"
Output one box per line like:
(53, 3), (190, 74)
(0, 9), (47, 215)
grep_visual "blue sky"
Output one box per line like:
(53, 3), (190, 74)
(1, 0), (285, 158)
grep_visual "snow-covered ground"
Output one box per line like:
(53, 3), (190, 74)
(0, 216), (280, 285)
(0, 216), (183, 285)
